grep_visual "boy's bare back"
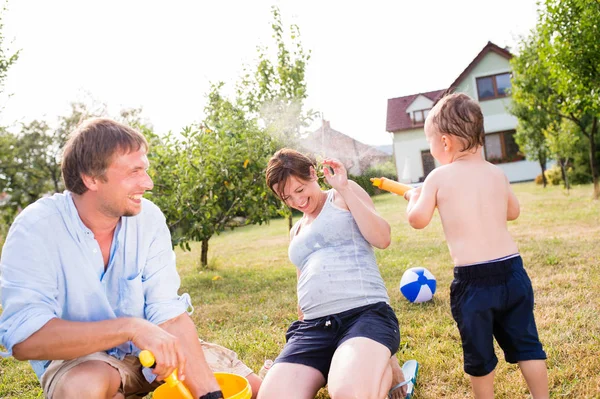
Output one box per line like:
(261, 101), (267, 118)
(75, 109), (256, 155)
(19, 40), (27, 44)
(425, 156), (519, 265)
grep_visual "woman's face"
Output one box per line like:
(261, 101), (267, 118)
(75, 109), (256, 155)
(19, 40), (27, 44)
(274, 169), (323, 214)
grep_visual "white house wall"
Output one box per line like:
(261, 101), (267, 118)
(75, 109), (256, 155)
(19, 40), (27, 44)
(406, 95), (435, 113)
(392, 128), (431, 183)
(391, 50), (545, 183)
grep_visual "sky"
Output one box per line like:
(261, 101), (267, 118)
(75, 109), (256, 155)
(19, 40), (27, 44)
(0, 0), (540, 146)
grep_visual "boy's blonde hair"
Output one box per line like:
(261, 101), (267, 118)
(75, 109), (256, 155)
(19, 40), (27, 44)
(430, 92), (484, 152)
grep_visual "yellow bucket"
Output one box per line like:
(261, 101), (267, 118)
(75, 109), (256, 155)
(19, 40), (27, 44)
(214, 372), (252, 399)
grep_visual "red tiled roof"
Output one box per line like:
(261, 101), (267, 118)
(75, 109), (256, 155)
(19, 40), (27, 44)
(386, 89), (445, 132)
(386, 41), (513, 134)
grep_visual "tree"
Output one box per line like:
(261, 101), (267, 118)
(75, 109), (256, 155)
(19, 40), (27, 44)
(0, 2), (19, 103)
(146, 84), (276, 267)
(510, 33), (557, 187)
(238, 5), (313, 229)
(538, 0), (600, 198)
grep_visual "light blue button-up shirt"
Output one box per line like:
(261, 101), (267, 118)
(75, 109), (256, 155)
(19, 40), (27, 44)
(0, 192), (192, 380)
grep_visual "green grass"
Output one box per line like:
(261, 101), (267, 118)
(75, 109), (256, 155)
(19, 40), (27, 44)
(1, 182), (599, 398)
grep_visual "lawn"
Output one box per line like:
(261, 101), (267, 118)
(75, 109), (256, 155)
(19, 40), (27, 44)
(1, 182), (599, 398)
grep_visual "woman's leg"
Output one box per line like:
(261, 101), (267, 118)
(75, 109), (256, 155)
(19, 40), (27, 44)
(327, 337), (392, 399)
(257, 362), (325, 399)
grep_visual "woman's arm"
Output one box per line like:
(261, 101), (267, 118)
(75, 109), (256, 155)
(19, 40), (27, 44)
(323, 159), (391, 249)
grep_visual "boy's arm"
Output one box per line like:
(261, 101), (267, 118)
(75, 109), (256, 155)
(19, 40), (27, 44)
(506, 176), (520, 221)
(405, 172), (439, 229)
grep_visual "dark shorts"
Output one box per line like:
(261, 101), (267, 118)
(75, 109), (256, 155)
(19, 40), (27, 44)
(274, 302), (400, 380)
(450, 255), (547, 377)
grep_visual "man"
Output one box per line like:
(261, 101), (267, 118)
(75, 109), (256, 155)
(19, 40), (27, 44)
(0, 118), (261, 399)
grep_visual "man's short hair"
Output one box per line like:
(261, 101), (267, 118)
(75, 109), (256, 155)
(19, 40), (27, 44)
(61, 118), (149, 195)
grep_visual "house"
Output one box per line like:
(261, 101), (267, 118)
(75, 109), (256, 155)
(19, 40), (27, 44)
(386, 41), (542, 183)
(300, 120), (391, 176)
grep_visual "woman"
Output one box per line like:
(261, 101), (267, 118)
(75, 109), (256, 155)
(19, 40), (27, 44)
(259, 148), (406, 399)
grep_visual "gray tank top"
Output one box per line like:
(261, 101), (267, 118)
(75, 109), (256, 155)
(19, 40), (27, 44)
(289, 190), (390, 320)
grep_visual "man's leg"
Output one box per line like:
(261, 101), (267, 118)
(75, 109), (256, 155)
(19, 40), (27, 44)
(52, 360), (123, 399)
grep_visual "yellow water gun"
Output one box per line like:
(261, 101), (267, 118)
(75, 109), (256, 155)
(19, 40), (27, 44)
(370, 177), (412, 198)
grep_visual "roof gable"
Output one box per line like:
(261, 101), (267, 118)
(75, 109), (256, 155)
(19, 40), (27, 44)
(406, 94), (435, 113)
(449, 41), (513, 89)
(386, 89), (445, 132)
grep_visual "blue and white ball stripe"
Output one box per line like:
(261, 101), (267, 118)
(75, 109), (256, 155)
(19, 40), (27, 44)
(400, 267), (437, 303)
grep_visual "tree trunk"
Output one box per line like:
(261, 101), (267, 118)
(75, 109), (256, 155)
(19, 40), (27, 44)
(201, 239), (209, 267)
(287, 213), (293, 232)
(539, 159), (547, 188)
(559, 158), (570, 190)
(589, 117), (599, 200)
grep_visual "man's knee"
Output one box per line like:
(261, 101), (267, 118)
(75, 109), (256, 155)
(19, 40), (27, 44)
(52, 360), (122, 399)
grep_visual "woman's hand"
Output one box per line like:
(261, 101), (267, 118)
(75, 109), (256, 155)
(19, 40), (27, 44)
(322, 158), (348, 192)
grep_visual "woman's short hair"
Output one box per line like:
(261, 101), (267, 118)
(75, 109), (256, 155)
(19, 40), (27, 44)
(266, 148), (315, 199)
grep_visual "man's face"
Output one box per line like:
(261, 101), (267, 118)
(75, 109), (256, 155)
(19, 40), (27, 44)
(95, 149), (154, 217)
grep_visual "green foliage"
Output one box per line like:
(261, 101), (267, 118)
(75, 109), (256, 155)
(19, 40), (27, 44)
(237, 5), (313, 149)
(0, 2), (19, 99)
(349, 163), (398, 197)
(544, 166), (564, 186)
(511, 0), (600, 197)
(0, 103), (101, 224)
(146, 84), (277, 266)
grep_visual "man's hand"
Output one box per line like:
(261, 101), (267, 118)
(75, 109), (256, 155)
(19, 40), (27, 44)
(128, 318), (186, 382)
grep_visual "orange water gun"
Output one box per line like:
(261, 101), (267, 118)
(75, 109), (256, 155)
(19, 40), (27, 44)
(370, 177), (412, 198)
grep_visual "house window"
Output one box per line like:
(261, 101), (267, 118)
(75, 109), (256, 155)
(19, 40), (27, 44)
(476, 73), (511, 100)
(484, 130), (524, 164)
(412, 109), (430, 124)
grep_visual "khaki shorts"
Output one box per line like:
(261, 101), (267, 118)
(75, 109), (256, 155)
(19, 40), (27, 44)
(41, 339), (254, 399)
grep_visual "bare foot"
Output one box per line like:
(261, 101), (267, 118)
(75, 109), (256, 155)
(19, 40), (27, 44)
(388, 356), (407, 399)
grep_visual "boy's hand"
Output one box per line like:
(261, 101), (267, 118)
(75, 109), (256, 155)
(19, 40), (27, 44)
(404, 187), (421, 202)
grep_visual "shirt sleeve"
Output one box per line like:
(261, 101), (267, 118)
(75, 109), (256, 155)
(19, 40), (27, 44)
(142, 212), (193, 325)
(0, 221), (59, 356)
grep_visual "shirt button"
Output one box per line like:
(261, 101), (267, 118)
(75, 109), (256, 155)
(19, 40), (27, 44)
(92, 248), (98, 253)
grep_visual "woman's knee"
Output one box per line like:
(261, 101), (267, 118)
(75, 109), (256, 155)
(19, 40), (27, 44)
(52, 361), (121, 399)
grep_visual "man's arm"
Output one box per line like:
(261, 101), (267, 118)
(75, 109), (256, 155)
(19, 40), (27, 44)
(160, 313), (221, 398)
(405, 171), (439, 229)
(141, 209), (221, 397)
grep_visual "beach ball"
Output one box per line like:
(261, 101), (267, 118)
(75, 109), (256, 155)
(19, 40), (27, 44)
(400, 267), (437, 303)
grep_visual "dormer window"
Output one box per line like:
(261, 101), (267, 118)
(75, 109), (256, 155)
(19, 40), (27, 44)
(412, 109), (430, 124)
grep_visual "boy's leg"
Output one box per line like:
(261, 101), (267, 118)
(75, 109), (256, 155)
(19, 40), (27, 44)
(518, 360), (549, 399)
(470, 370), (495, 399)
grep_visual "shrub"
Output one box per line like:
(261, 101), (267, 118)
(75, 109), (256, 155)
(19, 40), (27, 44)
(544, 166), (563, 186)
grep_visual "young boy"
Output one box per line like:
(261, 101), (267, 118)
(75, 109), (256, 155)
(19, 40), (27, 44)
(404, 93), (549, 399)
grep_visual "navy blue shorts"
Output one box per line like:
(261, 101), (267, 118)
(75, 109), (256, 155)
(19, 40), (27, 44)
(274, 302), (400, 380)
(450, 255), (547, 377)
